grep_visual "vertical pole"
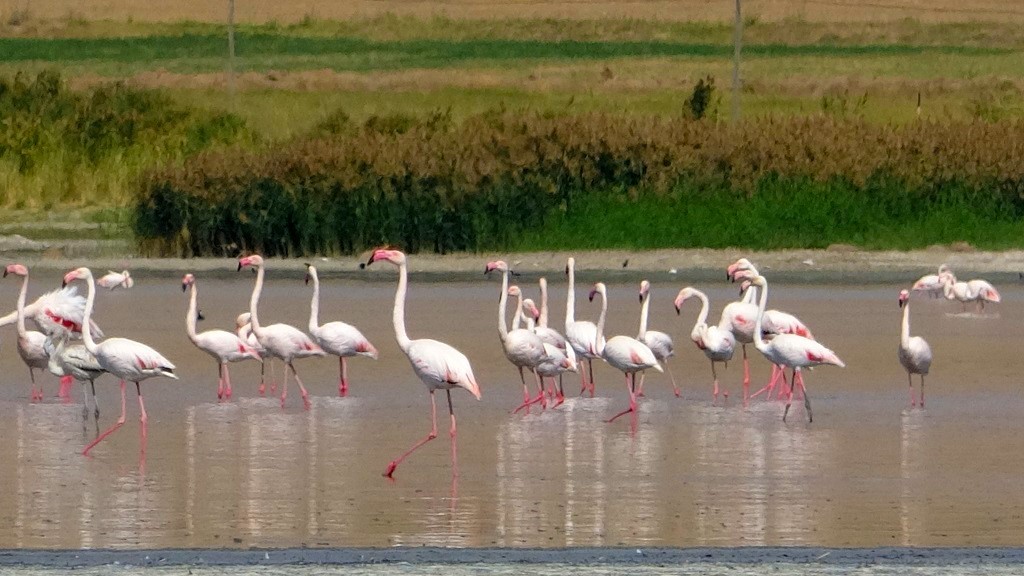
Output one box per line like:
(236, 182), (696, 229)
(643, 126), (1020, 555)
(227, 0), (236, 109)
(731, 0), (743, 123)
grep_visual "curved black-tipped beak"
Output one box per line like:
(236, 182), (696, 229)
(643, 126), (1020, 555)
(675, 305), (681, 315)
(365, 254), (377, 268)
(1, 270), (7, 278)
(181, 283), (188, 292)
(237, 262), (243, 272)
(588, 292), (596, 302)
(483, 266), (490, 275)
(304, 274), (311, 285)
(564, 265), (569, 275)
(62, 279), (68, 288)
(638, 294), (643, 303)
(899, 299), (905, 308)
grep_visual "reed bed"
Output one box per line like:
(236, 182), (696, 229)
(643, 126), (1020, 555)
(134, 111), (1024, 256)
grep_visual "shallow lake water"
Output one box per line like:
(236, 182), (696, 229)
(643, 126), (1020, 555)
(0, 268), (1021, 551)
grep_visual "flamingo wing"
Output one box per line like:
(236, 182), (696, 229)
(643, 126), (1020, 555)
(642, 329), (674, 360)
(899, 336), (932, 375)
(967, 280), (1000, 303)
(196, 330), (261, 362)
(719, 302), (756, 343)
(764, 310), (814, 339)
(566, 321), (601, 358)
(0, 286), (106, 339)
(314, 321), (378, 359)
(97, 337), (177, 380)
(407, 339), (481, 399)
(603, 336), (661, 373)
(772, 334), (845, 368)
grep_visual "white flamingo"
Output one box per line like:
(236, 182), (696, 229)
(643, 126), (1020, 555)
(533, 277), (577, 404)
(674, 287), (736, 404)
(912, 264), (951, 299)
(939, 271), (1000, 312)
(898, 289), (932, 408)
(518, 293), (578, 404)
(305, 264), (378, 397)
(183, 273), (261, 401)
(62, 267), (177, 456)
(97, 270), (134, 290)
(236, 312), (275, 396)
(365, 248), (481, 479)
(565, 257), (602, 396)
(0, 282), (103, 338)
(485, 260), (551, 413)
(238, 255), (325, 409)
(589, 282), (661, 423)
(4, 264), (60, 401)
(748, 274), (845, 423)
(45, 333), (105, 420)
(636, 280), (679, 398)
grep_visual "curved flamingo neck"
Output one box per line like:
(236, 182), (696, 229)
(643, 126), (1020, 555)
(392, 260), (412, 353)
(497, 269), (510, 342)
(249, 265), (266, 338)
(900, 299), (911, 348)
(752, 279), (771, 355)
(308, 269), (321, 333)
(15, 273), (28, 337)
(539, 278), (550, 329)
(742, 285), (758, 304)
(594, 289), (607, 356)
(80, 270), (99, 355)
(565, 260), (576, 328)
(638, 291), (651, 339)
(511, 290), (524, 331)
(186, 283), (200, 343)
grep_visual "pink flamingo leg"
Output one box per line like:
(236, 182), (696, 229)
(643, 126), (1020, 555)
(447, 391), (458, 476)
(751, 364), (782, 400)
(216, 363), (224, 400)
(920, 375), (925, 408)
(552, 377), (565, 408)
(665, 363), (681, 398)
(83, 380), (127, 456)
(290, 363), (312, 411)
(269, 360), (278, 395)
(224, 363), (233, 399)
(588, 359), (596, 397)
(741, 345), (749, 404)
(606, 373), (638, 423)
(59, 375), (73, 400)
(908, 373), (916, 408)
(384, 390), (439, 478)
(636, 372), (646, 398)
(29, 368), (39, 402)
(339, 357), (349, 397)
(534, 370), (547, 410)
(136, 382), (148, 424)
(578, 360), (589, 396)
(279, 361), (290, 408)
(258, 359), (266, 396)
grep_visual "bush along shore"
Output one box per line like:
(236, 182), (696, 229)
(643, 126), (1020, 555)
(134, 111), (1024, 257)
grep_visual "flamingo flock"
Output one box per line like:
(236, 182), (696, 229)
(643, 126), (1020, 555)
(0, 253), (1001, 479)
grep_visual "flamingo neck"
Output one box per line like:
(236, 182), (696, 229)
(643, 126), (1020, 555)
(900, 299), (911, 348)
(186, 283), (200, 343)
(692, 289), (711, 343)
(308, 270), (321, 333)
(392, 260), (412, 352)
(637, 291), (651, 339)
(539, 278), (550, 329)
(742, 285), (758, 305)
(511, 289), (523, 331)
(80, 270), (99, 355)
(753, 279), (770, 355)
(594, 289), (607, 356)
(249, 265), (265, 338)
(497, 269), (510, 342)
(565, 261), (576, 328)
(15, 273), (28, 337)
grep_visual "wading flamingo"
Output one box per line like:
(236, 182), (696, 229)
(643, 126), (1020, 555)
(589, 282), (661, 423)
(748, 274), (845, 423)
(532, 278), (577, 404)
(898, 289), (932, 408)
(674, 287), (736, 405)
(236, 312), (275, 396)
(912, 264), (951, 299)
(97, 270), (134, 290)
(183, 274), (261, 401)
(4, 264), (68, 401)
(0, 282), (103, 339)
(305, 264), (378, 397)
(62, 267), (177, 456)
(565, 257), (602, 396)
(485, 261), (551, 413)
(637, 280), (679, 398)
(939, 271), (1000, 313)
(365, 248), (481, 479)
(45, 333), (105, 420)
(519, 294), (577, 405)
(238, 255), (324, 409)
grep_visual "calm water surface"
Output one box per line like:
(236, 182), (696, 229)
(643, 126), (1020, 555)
(0, 270), (1021, 549)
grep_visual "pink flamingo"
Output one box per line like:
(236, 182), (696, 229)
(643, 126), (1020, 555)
(898, 289), (932, 408)
(565, 257), (602, 396)
(305, 264), (378, 397)
(4, 264), (53, 401)
(588, 282), (661, 423)
(748, 274), (845, 423)
(939, 271), (1000, 312)
(235, 312), (276, 395)
(238, 255), (324, 409)
(62, 267), (177, 456)
(636, 280), (679, 398)
(517, 293), (577, 404)
(485, 261), (550, 413)
(365, 249), (481, 478)
(45, 333), (105, 420)
(912, 264), (951, 299)
(532, 278), (577, 404)
(183, 273), (261, 401)
(674, 287), (736, 405)
(97, 270), (133, 290)
(0, 280), (103, 339)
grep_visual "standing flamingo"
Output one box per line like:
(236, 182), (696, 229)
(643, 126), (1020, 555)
(912, 264), (951, 299)
(636, 280), (679, 398)
(588, 283), (661, 423)
(62, 267), (177, 456)
(898, 289), (932, 408)
(97, 270), (134, 290)
(183, 274), (261, 401)
(304, 264), (378, 397)
(518, 294), (577, 405)
(365, 249), (481, 479)
(236, 312), (276, 396)
(238, 255), (325, 409)
(0, 282), (103, 339)
(533, 278), (577, 404)
(939, 271), (1000, 312)
(747, 274), (845, 423)
(45, 333), (105, 420)
(485, 261), (550, 413)
(565, 257), (602, 396)
(4, 264), (61, 401)
(674, 287), (736, 405)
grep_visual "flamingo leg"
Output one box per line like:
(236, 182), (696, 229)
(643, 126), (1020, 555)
(269, 360), (278, 395)
(578, 359), (588, 396)
(587, 359), (596, 397)
(550, 377), (565, 408)
(223, 363), (233, 399)
(136, 381), (148, 424)
(797, 371), (812, 423)
(920, 374), (925, 408)
(258, 357), (266, 396)
(750, 364), (780, 400)
(91, 380), (100, 419)
(782, 370), (794, 422)
(908, 372), (915, 408)
(512, 366), (534, 415)
(83, 380), (127, 456)
(533, 369), (547, 410)
(665, 362), (681, 398)
(606, 373), (638, 423)
(447, 390), (458, 475)
(290, 362), (312, 411)
(279, 361), (290, 408)
(29, 367), (39, 402)
(339, 357), (349, 397)
(59, 375), (73, 400)
(384, 390), (438, 478)
(216, 362), (224, 400)
(80, 381), (89, 421)
(636, 371), (646, 398)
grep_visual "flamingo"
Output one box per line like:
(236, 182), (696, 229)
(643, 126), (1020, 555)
(485, 261), (551, 413)
(898, 289), (932, 408)
(365, 248), (481, 479)
(519, 294), (577, 405)
(234, 311), (276, 397)
(183, 274), (261, 401)
(939, 271), (1000, 312)
(0, 282), (103, 338)
(674, 287), (736, 405)
(912, 264), (951, 299)
(588, 282), (662, 423)
(45, 333), (105, 420)
(304, 264), (378, 397)
(636, 280), (680, 398)
(747, 274), (845, 423)
(97, 270), (134, 290)
(565, 257), (602, 396)
(238, 255), (325, 409)
(533, 277), (577, 404)
(62, 267), (177, 456)
(4, 264), (63, 401)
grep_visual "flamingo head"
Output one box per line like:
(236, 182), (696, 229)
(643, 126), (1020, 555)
(181, 273), (196, 292)
(748, 274), (767, 288)
(938, 263), (951, 275)
(899, 289), (910, 308)
(62, 267), (92, 287)
(507, 284), (522, 298)
(937, 270), (957, 286)
(523, 298), (541, 321)
(364, 248), (405, 268)
(726, 257), (755, 281)
(565, 257), (575, 277)
(237, 254), (264, 271)
(639, 280), (650, 303)
(3, 263), (28, 278)
(739, 279), (753, 296)
(484, 260), (508, 275)
(122, 271), (134, 289)
(588, 282), (606, 302)
(673, 287), (697, 314)
(304, 263), (317, 285)
(732, 269), (757, 283)
(235, 312), (251, 329)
